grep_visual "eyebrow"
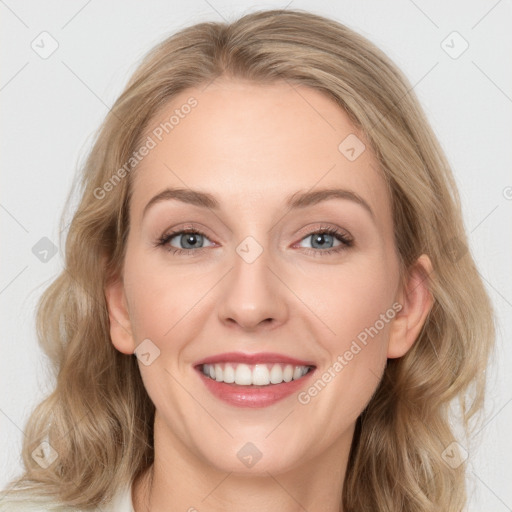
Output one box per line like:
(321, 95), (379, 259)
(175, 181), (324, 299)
(142, 187), (374, 219)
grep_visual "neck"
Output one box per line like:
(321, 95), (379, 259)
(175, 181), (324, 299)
(132, 414), (353, 512)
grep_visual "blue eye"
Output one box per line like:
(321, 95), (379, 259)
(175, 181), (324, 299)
(156, 226), (353, 256)
(296, 227), (353, 255)
(157, 229), (214, 255)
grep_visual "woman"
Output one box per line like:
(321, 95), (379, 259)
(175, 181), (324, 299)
(0, 8), (495, 512)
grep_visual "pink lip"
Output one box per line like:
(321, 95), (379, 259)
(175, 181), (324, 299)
(196, 370), (316, 408)
(193, 352), (317, 408)
(194, 351), (316, 367)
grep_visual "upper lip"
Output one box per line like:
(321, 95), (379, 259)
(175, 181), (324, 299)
(194, 352), (316, 367)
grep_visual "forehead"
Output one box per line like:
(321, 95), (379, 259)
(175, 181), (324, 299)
(130, 79), (391, 227)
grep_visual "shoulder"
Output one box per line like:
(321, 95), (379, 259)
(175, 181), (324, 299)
(0, 493), (87, 511)
(0, 482), (133, 512)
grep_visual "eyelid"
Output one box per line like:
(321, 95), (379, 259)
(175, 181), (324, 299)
(294, 223), (353, 242)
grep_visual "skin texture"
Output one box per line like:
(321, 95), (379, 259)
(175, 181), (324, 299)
(105, 78), (433, 512)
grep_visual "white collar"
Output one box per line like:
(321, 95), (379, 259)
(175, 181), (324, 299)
(107, 480), (135, 512)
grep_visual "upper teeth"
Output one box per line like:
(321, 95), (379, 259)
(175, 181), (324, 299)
(202, 363), (311, 386)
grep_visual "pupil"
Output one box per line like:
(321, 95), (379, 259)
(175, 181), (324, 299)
(313, 233), (331, 248)
(183, 233), (201, 248)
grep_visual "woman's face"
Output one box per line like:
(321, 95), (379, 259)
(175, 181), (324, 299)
(107, 78), (426, 475)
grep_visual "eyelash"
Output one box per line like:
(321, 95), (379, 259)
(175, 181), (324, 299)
(155, 225), (353, 257)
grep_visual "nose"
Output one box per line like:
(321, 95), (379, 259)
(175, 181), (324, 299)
(216, 243), (289, 332)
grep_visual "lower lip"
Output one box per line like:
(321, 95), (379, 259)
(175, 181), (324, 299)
(196, 367), (316, 408)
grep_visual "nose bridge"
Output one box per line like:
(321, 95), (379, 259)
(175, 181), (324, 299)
(216, 232), (288, 330)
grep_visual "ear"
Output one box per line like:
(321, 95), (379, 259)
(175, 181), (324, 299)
(104, 273), (136, 355)
(387, 254), (434, 358)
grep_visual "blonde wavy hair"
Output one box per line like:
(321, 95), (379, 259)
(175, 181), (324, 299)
(1, 8), (495, 511)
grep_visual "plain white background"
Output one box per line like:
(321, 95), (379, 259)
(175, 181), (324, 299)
(1, 1), (511, 510)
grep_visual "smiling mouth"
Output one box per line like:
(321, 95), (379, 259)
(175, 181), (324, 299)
(197, 362), (315, 387)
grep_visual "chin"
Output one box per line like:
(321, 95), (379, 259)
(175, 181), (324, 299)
(195, 440), (305, 476)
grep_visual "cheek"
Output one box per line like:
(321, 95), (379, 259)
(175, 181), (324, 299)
(292, 254), (397, 409)
(296, 253), (398, 349)
(294, 286), (394, 436)
(122, 247), (175, 346)
(122, 246), (219, 350)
